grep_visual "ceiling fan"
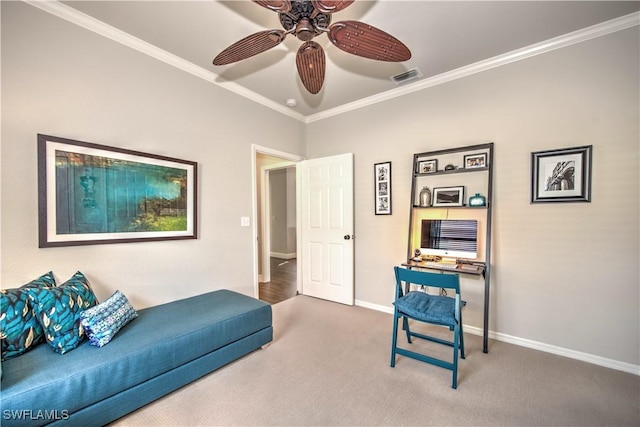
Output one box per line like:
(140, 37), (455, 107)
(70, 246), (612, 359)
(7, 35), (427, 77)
(212, 0), (411, 94)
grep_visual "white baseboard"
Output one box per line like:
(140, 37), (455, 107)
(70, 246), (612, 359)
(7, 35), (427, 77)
(356, 299), (393, 314)
(355, 299), (640, 376)
(270, 252), (296, 260)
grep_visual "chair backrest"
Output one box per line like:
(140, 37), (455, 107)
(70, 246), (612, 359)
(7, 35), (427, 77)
(394, 266), (461, 293)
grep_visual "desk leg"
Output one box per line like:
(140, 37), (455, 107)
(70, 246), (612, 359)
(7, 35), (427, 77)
(482, 270), (489, 353)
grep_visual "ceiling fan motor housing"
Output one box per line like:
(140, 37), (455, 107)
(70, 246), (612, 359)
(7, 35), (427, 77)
(280, 1), (331, 41)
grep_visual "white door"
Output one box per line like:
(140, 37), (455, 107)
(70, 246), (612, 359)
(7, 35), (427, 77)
(299, 153), (354, 305)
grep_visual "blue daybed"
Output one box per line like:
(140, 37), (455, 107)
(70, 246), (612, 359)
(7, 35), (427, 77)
(1, 289), (273, 426)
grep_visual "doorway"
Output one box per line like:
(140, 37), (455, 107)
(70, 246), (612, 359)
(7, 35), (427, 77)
(252, 146), (355, 306)
(260, 165), (296, 304)
(252, 145), (303, 304)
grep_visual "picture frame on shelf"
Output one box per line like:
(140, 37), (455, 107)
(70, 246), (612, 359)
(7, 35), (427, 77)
(464, 153), (487, 169)
(432, 186), (465, 207)
(531, 145), (592, 203)
(38, 134), (198, 247)
(374, 161), (392, 215)
(417, 159), (438, 174)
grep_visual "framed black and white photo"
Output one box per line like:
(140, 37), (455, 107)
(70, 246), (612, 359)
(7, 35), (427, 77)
(464, 153), (487, 169)
(417, 159), (438, 174)
(432, 186), (465, 207)
(374, 161), (392, 215)
(531, 145), (592, 203)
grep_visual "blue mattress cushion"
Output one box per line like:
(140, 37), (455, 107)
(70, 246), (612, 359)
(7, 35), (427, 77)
(1, 290), (272, 421)
(23, 272), (98, 354)
(80, 290), (138, 347)
(0, 272), (57, 361)
(394, 291), (466, 328)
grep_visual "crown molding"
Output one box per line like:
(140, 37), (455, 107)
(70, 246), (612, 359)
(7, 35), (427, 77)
(23, 0), (307, 123)
(306, 11), (640, 123)
(24, 1), (638, 124)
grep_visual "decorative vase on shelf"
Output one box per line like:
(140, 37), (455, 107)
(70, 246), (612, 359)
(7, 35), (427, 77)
(469, 193), (486, 207)
(419, 186), (431, 207)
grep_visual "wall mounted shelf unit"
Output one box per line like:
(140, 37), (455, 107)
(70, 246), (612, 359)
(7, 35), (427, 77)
(406, 142), (494, 353)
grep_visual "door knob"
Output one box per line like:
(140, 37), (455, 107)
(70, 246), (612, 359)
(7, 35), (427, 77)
(344, 235), (351, 240)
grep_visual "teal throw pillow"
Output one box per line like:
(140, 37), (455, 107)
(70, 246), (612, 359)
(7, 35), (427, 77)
(0, 272), (57, 361)
(80, 290), (137, 347)
(26, 271), (98, 354)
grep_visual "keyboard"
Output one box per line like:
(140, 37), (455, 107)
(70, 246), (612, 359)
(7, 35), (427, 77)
(424, 261), (459, 270)
(459, 264), (480, 273)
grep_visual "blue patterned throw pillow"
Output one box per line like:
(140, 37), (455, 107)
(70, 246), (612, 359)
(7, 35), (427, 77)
(25, 271), (98, 354)
(0, 272), (57, 361)
(80, 290), (137, 347)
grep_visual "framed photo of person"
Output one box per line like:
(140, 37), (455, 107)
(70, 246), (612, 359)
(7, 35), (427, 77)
(417, 159), (437, 174)
(464, 153), (487, 169)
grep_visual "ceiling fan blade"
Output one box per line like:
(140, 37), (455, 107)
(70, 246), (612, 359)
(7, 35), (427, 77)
(213, 30), (287, 66)
(252, 0), (291, 13)
(311, 0), (354, 14)
(328, 20), (411, 62)
(296, 41), (326, 94)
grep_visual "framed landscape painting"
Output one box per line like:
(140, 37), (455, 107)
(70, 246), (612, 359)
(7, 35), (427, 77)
(432, 186), (465, 207)
(38, 134), (198, 247)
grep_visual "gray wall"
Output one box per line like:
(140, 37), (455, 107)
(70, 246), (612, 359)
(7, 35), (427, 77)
(269, 168), (296, 257)
(1, 2), (305, 306)
(306, 27), (639, 368)
(269, 169), (288, 255)
(1, 2), (638, 370)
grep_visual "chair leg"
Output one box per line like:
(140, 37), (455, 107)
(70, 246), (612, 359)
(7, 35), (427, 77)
(402, 316), (412, 343)
(459, 310), (465, 359)
(390, 314), (399, 367)
(452, 323), (460, 389)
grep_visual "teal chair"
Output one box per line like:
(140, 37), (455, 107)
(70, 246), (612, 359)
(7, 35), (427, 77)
(390, 266), (466, 389)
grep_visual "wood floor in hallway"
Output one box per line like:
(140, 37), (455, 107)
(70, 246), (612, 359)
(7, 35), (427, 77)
(259, 257), (297, 304)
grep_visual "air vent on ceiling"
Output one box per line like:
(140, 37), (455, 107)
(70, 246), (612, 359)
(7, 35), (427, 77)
(390, 68), (422, 85)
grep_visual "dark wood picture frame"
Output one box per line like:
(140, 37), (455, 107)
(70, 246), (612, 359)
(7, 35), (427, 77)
(38, 134), (198, 247)
(531, 145), (592, 203)
(374, 161), (392, 215)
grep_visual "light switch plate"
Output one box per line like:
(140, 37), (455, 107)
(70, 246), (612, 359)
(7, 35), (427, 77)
(240, 216), (250, 227)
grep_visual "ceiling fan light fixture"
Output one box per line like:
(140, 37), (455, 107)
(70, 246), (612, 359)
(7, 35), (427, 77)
(295, 18), (315, 41)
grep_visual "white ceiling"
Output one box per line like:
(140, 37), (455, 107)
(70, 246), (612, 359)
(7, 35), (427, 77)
(53, 1), (639, 120)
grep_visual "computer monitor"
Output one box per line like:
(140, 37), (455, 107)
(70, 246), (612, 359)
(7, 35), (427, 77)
(419, 219), (478, 260)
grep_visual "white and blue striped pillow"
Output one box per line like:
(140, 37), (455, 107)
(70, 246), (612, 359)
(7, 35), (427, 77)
(80, 290), (137, 347)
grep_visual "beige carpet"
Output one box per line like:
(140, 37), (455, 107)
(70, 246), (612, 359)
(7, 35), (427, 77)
(111, 295), (639, 426)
